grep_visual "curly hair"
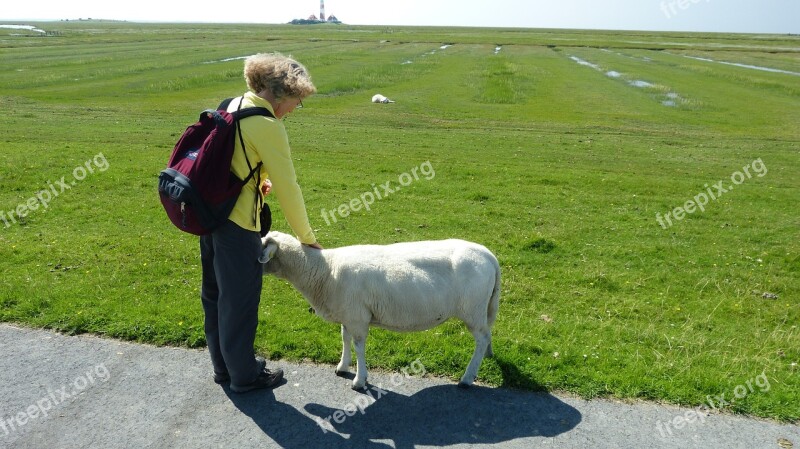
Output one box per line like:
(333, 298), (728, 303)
(243, 53), (316, 100)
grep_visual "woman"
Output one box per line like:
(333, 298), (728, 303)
(200, 53), (322, 393)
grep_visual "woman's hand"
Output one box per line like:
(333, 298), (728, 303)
(261, 179), (272, 196)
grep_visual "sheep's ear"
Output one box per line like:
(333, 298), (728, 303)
(259, 241), (278, 264)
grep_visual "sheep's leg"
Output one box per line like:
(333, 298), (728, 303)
(351, 331), (369, 390)
(336, 325), (352, 375)
(458, 327), (491, 388)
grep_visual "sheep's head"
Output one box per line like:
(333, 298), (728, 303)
(259, 231), (302, 276)
(259, 233), (281, 274)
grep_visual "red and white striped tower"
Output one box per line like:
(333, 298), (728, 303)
(319, 0), (326, 21)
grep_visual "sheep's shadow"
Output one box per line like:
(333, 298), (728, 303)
(305, 382), (582, 449)
(223, 383), (393, 449)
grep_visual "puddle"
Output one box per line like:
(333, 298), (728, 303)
(567, 53), (684, 107)
(423, 44), (452, 57)
(202, 55), (255, 64)
(629, 80), (654, 88)
(627, 41), (800, 51)
(661, 92), (684, 107)
(569, 56), (601, 70)
(684, 55), (800, 76)
(0, 24), (45, 33)
(401, 60), (413, 65)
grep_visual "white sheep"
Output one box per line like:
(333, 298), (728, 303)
(371, 94), (395, 103)
(259, 231), (501, 389)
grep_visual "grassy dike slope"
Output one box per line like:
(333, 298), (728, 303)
(0, 22), (798, 421)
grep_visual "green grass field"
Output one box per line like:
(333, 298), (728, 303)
(1, 21), (798, 422)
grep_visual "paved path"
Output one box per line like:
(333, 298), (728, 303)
(0, 323), (797, 448)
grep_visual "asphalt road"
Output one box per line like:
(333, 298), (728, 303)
(1, 323), (797, 449)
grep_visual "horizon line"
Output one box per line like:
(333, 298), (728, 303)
(1, 18), (798, 36)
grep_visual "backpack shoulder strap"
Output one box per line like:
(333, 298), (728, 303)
(230, 97), (273, 228)
(218, 97), (275, 120)
(233, 107), (275, 120)
(217, 97), (235, 111)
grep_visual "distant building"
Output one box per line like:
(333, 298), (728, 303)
(290, 2), (342, 25)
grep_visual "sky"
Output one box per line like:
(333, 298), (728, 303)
(2, 0), (798, 34)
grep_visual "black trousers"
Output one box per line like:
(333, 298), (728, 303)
(200, 220), (263, 385)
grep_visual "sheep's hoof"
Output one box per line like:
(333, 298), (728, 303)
(335, 362), (350, 373)
(352, 381), (366, 390)
(457, 382), (471, 389)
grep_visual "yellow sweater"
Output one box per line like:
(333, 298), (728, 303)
(225, 92), (316, 244)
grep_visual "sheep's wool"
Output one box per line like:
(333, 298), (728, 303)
(371, 94), (393, 103)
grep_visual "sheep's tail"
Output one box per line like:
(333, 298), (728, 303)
(484, 254), (501, 359)
(487, 256), (501, 329)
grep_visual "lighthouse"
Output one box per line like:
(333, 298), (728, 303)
(319, 0), (326, 21)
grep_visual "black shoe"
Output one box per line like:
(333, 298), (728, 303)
(230, 366), (284, 393)
(214, 357), (266, 384)
(213, 372), (230, 384)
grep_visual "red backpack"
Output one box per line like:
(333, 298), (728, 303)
(158, 97), (273, 235)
